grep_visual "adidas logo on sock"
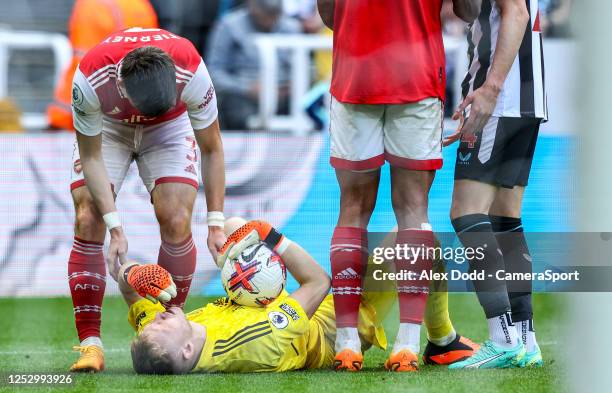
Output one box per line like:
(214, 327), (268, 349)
(334, 267), (359, 280)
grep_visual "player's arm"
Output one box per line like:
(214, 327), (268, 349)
(194, 119), (226, 259)
(452, 0), (482, 23)
(76, 132), (128, 280)
(72, 69), (128, 280)
(317, 0), (335, 30)
(182, 59), (227, 259)
(282, 241), (331, 318)
(220, 218), (331, 318)
(446, 0), (529, 144)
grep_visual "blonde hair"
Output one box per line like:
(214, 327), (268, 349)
(130, 333), (175, 374)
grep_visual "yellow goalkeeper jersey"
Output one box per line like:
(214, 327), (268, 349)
(128, 292), (387, 373)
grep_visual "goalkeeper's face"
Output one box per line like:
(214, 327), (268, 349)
(131, 307), (195, 374)
(146, 306), (191, 340)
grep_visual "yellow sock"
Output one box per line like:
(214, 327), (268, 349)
(424, 243), (456, 345)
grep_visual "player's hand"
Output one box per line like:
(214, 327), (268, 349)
(216, 220), (289, 268)
(126, 264), (177, 304)
(443, 110), (466, 146)
(455, 83), (499, 137)
(207, 226), (226, 261)
(107, 227), (128, 281)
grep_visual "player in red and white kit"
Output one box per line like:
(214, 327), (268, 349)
(68, 28), (226, 372)
(318, 0), (481, 372)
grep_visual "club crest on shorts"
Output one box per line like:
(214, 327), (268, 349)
(461, 133), (478, 148)
(73, 159), (82, 174)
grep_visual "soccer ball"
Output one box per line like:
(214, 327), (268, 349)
(221, 242), (286, 307)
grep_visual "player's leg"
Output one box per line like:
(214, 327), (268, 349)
(489, 119), (542, 367)
(152, 183), (197, 308)
(383, 98), (443, 371)
(387, 166), (435, 371)
(422, 246), (480, 365)
(68, 130), (132, 372)
(68, 187), (106, 372)
(368, 223), (479, 365)
(329, 98), (384, 370)
(489, 188), (542, 367)
(449, 117), (527, 370)
(137, 116), (200, 309)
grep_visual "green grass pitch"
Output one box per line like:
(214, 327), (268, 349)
(0, 294), (566, 393)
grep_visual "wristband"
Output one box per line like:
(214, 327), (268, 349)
(103, 211), (121, 230)
(275, 237), (293, 255)
(207, 211), (225, 228)
(118, 261), (139, 286)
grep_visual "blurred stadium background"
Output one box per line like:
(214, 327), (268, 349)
(0, 0), (574, 298)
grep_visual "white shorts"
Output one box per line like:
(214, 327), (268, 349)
(71, 113), (199, 194)
(329, 97), (443, 171)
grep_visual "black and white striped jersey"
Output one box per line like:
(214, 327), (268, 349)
(461, 0), (547, 119)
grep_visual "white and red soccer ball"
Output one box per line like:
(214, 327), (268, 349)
(221, 242), (286, 307)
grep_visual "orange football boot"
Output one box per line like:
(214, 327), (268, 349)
(385, 349), (419, 372)
(422, 335), (480, 365)
(70, 346), (105, 373)
(333, 349), (363, 371)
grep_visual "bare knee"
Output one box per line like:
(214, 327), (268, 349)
(73, 198), (105, 241)
(336, 169), (380, 228)
(450, 180), (498, 220)
(152, 184), (196, 243)
(390, 168), (433, 228)
(157, 207), (192, 243)
(339, 188), (377, 228)
(489, 187), (524, 218)
(391, 187), (429, 228)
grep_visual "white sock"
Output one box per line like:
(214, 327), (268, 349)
(80, 336), (103, 349)
(428, 329), (457, 347)
(487, 313), (519, 349)
(335, 327), (361, 353)
(515, 319), (538, 352)
(392, 323), (421, 354)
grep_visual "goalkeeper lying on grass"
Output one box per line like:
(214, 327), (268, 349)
(119, 218), (477, 374)
(119, 217), (387, 374)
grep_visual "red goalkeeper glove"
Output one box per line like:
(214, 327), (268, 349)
(123, 263), (177, 304)
(216, 220), (292, 268)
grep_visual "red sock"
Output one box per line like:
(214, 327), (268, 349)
(157, 234), (196, 308)
(396, 229), (434, 324)
(68, 237), (106, 342)
(331, 226), (367, 328)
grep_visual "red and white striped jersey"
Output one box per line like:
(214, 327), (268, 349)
(71, 27), (218, 136)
